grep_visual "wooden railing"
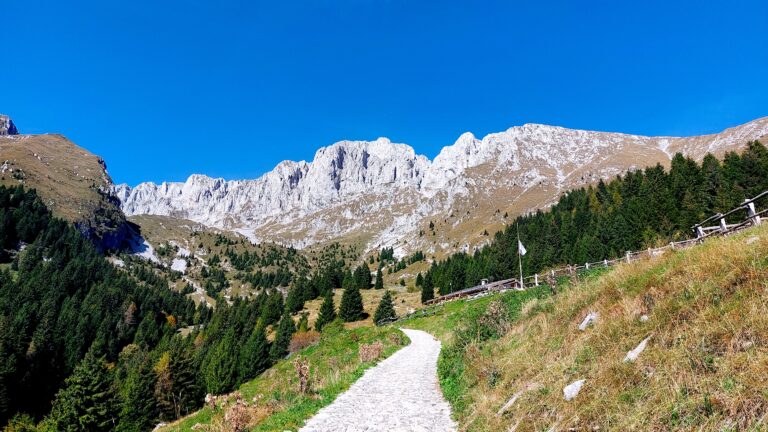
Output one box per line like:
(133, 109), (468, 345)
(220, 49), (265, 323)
(420, 190), (767, 307)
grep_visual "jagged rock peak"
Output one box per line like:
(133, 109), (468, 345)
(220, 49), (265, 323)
(0, 115), (18, 135)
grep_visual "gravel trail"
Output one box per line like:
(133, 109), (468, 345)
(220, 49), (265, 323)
(299, 328), (457, 432)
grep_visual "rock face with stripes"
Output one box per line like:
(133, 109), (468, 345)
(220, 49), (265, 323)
(115, 118), (768, 257)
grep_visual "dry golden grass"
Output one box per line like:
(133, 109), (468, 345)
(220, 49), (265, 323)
(0, 134), (113, 222)
(451, 225), (768, 431)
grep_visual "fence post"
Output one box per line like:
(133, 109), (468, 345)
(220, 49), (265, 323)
(746, 199), (762, 225)
(626, 251), (631, 263)
(604, 259), (608, 266)
(585, 262), (589, 270)
(670, 242), (675, 250)
(535, 273), (539, 286)
(647, 247), (652, 257)
(695, 225), (705, 239)
(719, 217), (728, 233)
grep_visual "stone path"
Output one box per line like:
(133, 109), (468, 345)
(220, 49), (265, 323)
(299, 329), (457, 432)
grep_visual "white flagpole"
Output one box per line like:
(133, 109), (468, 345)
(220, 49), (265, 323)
(517, 223), (524, 290)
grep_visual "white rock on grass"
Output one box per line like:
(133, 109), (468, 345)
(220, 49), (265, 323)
(171, 258), (187, 273)
(624, 336), (651, 362)
(563, 379), (585, 401)
(578, 311), (598, 331)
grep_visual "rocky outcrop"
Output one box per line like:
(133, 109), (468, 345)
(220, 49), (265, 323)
(0, 130), (131, 252)
(116, 117), (768, 255)
(0, 115), (18, 135)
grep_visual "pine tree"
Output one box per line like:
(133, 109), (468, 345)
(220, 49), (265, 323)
(315, 290), (336, 331)
(238, 324), (271, 382)
(285, 285), (305, 314)
(269, 311), (295, 360)
(154, 344), (201, 421)
(202, 329), (239, 394)
(116, 346), (158, 432)
(339, 284), (365, 322)
(421, 272), (434, 304)
(374, 268), (384, 289)
(374, 291), (397, 325)
(46, 351), (117, 432)
(415, 272), (424, 287)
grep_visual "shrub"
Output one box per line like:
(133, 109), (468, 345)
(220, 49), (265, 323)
(288, 331), (321, 353)
(359, 341), (384, 363)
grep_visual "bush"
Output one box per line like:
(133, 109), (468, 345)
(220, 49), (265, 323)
(359, 341), (384, 363)
(289, 331), (321, 353)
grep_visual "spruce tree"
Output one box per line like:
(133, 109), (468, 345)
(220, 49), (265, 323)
(315, 290), (336, 331)
(202, 329), (239, 394)
(285, 285), (305, 314)
(154, 344), (201, 421)
(47, 351), (117, 432)
(374, 268), (384, 289)
(374, 291), (397, 325)
(269, 311), (295, 360)
(116, 347), (158, 432)
(421, 273), (434, 304)
(339, 284), (365, 322)
(415, 272), (424, 287)
(238, 324), (271, 382)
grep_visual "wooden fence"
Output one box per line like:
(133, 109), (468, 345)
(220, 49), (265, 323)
(420, 190), (767, 308)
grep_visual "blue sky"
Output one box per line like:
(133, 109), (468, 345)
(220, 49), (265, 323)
(4, 0), (768, 185)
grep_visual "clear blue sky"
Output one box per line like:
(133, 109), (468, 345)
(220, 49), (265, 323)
(4, 0), (768, 185)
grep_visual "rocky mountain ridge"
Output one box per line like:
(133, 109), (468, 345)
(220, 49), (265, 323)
(0, 115), (18, 136)
(115, 117), (768, 257)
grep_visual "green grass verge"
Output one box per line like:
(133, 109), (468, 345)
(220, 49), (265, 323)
(163, 321), (406, 431)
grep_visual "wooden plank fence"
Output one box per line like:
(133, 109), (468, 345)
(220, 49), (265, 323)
(418, 190), (767, 309)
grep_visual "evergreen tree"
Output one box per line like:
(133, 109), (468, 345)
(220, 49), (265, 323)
(46, 351), (117, 432)
(353, 264), (372, 289)
(115, 346), (158, 432)
(238, 324), (271, 382)
(269, 311), (296, 360)
(202, 329), (239, 394)
(415, 272), (424, 287)
(374, 268), (384, 289)
(315, 291), (336, 331)
(339, 284), (365, 322)
(260, 290), (284, 326)
(154, 344), (201, 421)
(421, 272), (434, 304)
(285, 285), (305, 314)
(374, 291), (397, 325)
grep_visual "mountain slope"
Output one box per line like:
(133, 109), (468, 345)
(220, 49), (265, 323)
(0, 116), (129, 250)
(116, 118), (768, 257)
(401, 223), (768, 431)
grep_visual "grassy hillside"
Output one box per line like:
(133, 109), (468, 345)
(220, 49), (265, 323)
(160, 322), (406, 431)
(405, 223), (768, 431)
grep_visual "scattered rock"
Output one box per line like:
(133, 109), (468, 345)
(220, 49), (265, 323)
(578, 312), (598, 331)
(639, 314), (649, 322)
(623, 336), (651, 362)
(497, 383), (541, 416)
(563, 379), (585, 401)
(746, 236), (759, 245)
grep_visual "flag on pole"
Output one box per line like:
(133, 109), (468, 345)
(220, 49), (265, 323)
(518, 239), (527, 256)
